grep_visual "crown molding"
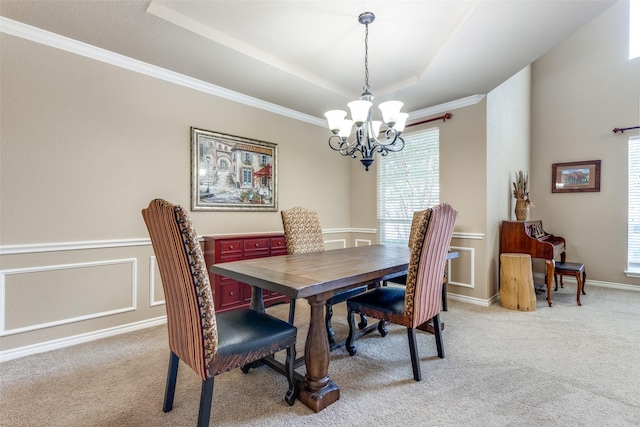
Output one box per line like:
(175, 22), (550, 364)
(1, 17), (484, 129)
(410, 95), (486, 120)
(0, 16), (325, 127)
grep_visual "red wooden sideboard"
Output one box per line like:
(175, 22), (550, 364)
(203, 234), (288, 312)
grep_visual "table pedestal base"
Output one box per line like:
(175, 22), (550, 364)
(298, 379), (340, 413)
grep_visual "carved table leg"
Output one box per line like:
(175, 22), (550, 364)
(298, 298), (340, 412)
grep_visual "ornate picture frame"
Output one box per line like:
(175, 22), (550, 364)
(551, 160), (601, 193)
(191, 128), (278, 211)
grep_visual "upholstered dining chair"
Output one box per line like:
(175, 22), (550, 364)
(385, 209), (452, 311)
(142, 199), (297, 427)
(345, 203), (458, 381)
(281, 206), (368, 346)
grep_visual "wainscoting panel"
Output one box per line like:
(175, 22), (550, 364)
(148, 256), (165, 307)
(354, 239), (373, 246)
(448, 246), (475, 288)
(324, 239), (347, 250)
(0, 259), (136, 336)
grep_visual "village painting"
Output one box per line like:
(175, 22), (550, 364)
(191, 128), (277, 211)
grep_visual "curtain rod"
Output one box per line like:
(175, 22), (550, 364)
(613, 126), (640, 133)
(406, 113), (452, 128)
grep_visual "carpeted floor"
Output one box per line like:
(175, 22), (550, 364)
(1, 285), (639, 426)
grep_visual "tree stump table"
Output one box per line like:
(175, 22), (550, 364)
(500, 253), (536, 311)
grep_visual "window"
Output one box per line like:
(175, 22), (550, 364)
(628, 136), (640, 272)
(242, 168), (252, 186)
(377, 127), (439, 244)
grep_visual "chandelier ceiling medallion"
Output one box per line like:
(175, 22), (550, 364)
(324, 12), (408, 171)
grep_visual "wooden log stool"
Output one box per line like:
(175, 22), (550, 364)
(553, 261), (586, 306)
(500, 253), (536, 311)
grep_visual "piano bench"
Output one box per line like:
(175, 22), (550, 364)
(553, 262), (586, 306)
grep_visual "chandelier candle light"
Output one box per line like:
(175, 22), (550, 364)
(324, 12), (408, 171)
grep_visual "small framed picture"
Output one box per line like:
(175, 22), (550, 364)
(191, 128), (278, 211)
(551, 160), (601, 193)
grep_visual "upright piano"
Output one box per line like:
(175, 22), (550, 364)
(500, 220), (566, 306)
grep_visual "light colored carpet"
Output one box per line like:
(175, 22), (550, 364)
(1, 285), (640, 426)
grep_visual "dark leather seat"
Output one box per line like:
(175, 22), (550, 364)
(214, 309), (297, 361)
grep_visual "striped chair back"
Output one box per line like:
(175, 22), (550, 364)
(404, 203), (458, 328)
(142, 199), (217, 381)
(281, 206), (325, 254)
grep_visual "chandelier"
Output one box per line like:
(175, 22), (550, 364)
(324, 12), (408, 171)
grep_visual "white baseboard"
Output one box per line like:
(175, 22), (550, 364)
(556, 278), (640, 292)
(0, 316), (167, 363)
(447, 293), (497, 307)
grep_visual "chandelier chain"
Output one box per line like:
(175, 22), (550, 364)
(363, 23), (370, 94)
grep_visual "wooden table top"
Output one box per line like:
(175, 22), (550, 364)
(210, 244), (411, 299)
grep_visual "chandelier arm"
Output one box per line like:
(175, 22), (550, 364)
(328, 135), (362, 157)
(365, 127), (401, 149)
(376, 136), (405, 154)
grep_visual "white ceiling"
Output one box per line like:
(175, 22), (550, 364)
(0, 0), (617, 122)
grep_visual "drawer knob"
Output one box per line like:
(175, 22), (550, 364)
(255, 243), (259, 247)
(229, 245), (234, 249)
(229, 292), (234, 296)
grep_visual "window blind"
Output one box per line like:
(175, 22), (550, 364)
(377, 127), (439, 244)
(628, 136), (640, 271)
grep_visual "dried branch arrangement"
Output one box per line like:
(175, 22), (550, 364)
(512, 170), (533, 205)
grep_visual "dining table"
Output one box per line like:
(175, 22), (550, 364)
(210, 244), (456, 412)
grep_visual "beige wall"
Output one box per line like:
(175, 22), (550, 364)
(0, 36), (348, 243)
(531, 1), (640, 286)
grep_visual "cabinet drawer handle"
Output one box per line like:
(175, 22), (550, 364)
(255, 243), (259, 247)
(229, 245), (234, 249)
(229, 292), (234, 296)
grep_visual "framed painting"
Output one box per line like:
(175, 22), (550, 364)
(191, 127), (278, 211)
(551, 160), (601, 193)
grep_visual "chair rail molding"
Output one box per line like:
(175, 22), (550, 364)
(0, 238), (151, 255)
